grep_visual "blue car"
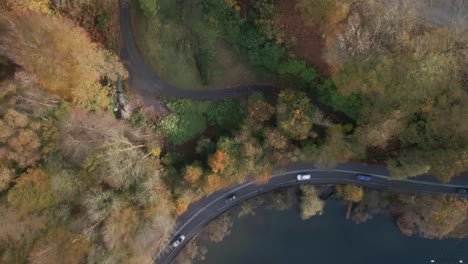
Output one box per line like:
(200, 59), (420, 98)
(356, 174), (372, 181)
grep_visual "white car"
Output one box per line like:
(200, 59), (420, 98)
(172, 235), (185, 248)
(297, 174), (311, 181)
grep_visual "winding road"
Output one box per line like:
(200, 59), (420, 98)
(118, 3), (468, 264)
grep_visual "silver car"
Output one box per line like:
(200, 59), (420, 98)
(172, 235), (185, 248)
(297, 174), (311, 181)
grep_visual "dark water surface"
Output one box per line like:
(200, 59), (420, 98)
(200, 200), (467, 264)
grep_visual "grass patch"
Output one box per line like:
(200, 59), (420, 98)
(132, 0), (261, 90)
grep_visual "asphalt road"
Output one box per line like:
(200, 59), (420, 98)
(118, 2), (468, 264)
(156, 163), (468, 264)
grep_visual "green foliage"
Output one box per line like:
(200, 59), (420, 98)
(158, 99), (245, 145)
(206, 99), (244, 131)
(249, 44), (286, 72)
(314, 125), (354, 168)
(138, 0), (159, 17)
(195, 137), (216, 157)
(202, 0), (319, 84)
(129, 108), (147, 128)
(97, 13), (111, 31)
(302, 140), (318, 161)
(278, 59), (317, 83)
(315, 78), (362, 120)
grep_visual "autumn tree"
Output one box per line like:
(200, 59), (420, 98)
(314, 125), (354, 168)
(253, 169), (272, 185)
(7, 168), (55, 213)
(202, 173), (225, 195)
(2, 0), (51, 14)
(205, 214), (233, 243)
(208, 150), (227, 174)
(183, 162), (204, 186)
(322, 0), (467, 182)
(299, 185), (324, 220)
(0, 108), (41, 168)
(29, 227), (89, 264)
(336, 185), (363, 203)
(0, 166), (13, 191)
(102, 207), (140, 250)
(397, 195), (468, 239)
(0, 204), (49, 248)
(174, 188), (200, 216)
(276, 90), (315, 140)
(264, 128), (289, 150)
(72, 83), (112, 111)
(247, 92), (274, 124)
(0, 12), (127, 99)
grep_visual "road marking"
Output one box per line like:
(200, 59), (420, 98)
(170, 182), (254, 241)
(168, 169), (466, 243)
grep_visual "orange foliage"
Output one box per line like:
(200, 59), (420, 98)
(0, 12), (125, 100)
(175, 198), (189, 216)
(208, 150), (227, 174)
(203, 174), (226, 195)
(254, 169), (272, 185)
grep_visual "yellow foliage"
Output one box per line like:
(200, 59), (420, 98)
(336, 184), (364, 203)
(7, 168), (54, 212)
(0, 13), (126, 100)
(4, 0), (51, 14)
(40, 117), (60, 154)
(203, 174), (226, 194)
(175, 198), (189, 216)
(4, 109), (29, 128)
(248, 100), (274, 123)
(151, 146), (162, 157)
(183, 164), (203, 184)
(72, 83), (111, 111)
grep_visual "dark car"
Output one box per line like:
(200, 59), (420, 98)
(456, 188), (468, 195)
(356, 174), (372, 181)
(225, 194), (237, 204)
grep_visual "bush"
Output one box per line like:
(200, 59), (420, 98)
(138, 0), (159, 17)
(158, 98), (245, 145)
(278, 59), (317, 83)
(315, 78), (362, 120)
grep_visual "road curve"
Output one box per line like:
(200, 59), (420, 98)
(156, 162), (468, 264)
(119, 2), (278, 102)
(117, 3), (468, 264)
(119, 2), (355, 123)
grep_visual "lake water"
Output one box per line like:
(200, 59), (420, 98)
(200, 200), (467, 264)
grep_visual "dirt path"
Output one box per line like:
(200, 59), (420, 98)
(119, 2), (353, 123)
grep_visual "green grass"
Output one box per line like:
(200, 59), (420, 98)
(132, 0), (261, 90)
